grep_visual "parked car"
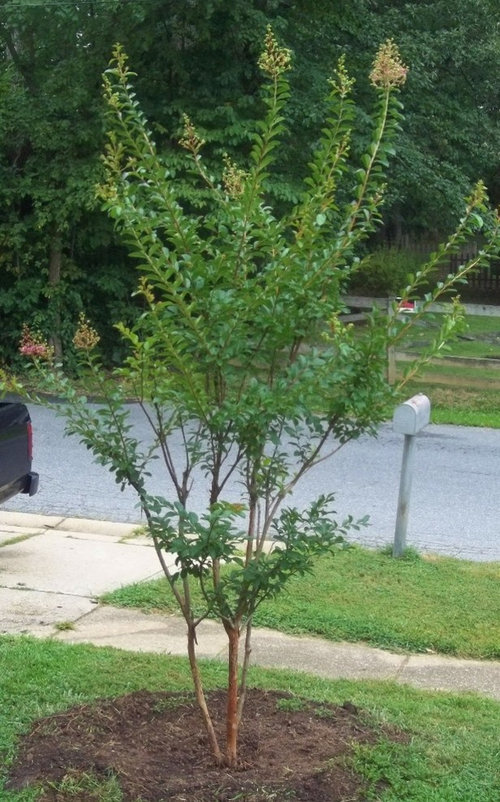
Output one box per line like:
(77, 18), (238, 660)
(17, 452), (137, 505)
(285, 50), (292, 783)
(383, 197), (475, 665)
(0, 401), (39, 503)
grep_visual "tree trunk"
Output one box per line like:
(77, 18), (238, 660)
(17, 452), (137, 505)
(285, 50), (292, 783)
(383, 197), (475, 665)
(237, 620), (252, 725)
(187, 622), (223, 765)
(48, 235), (63, 360)
(225, 623), (240, 766)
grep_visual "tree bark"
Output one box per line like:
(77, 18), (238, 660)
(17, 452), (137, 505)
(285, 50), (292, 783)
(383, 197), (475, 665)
(225, 623), (241, 766)
(48, 235), (63, 360)
(187, 622), (223, 765)
(237, 620), (252, 725)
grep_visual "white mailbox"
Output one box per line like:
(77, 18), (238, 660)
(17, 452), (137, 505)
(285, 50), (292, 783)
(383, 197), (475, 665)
(393, 393), (430, 436)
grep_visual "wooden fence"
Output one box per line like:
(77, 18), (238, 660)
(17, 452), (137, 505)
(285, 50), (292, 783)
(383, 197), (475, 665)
(343, 295), (500, 318)
(448, 253), (500, 293)
(377, 237), (500, 299)
(343, 295), (500, 384)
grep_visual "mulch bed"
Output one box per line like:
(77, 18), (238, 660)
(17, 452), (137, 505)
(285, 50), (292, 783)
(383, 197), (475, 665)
(6, 688), (407, 801)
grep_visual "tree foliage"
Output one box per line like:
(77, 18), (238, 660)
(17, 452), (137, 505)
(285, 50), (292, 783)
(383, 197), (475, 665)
(281, 0), (500, 235)
(0, 0), (146, 363)
(5, 29), (500, 767)
(1, 0), (499, 364)
(370, 0), (500, 235)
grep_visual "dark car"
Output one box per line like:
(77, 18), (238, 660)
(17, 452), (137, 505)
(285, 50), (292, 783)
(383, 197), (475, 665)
(0, 401), (39, 503)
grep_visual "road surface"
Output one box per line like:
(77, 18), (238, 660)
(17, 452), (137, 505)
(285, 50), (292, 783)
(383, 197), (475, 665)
(4, 403), (500, 561)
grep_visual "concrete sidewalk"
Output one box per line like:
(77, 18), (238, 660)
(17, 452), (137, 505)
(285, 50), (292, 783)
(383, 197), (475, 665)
(1, 511), (499, 701)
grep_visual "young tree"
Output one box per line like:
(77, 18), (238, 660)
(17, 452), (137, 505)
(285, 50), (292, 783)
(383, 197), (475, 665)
(7, 32), (500, 767)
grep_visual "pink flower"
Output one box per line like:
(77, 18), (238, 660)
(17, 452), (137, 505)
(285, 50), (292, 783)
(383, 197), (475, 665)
(19, 325), (52, 361)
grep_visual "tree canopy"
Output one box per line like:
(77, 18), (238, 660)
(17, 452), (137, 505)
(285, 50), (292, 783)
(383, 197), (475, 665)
(1, 0), (499, 361)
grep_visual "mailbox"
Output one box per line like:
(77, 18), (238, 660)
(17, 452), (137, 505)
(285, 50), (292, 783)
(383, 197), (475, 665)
(393, 393), (430, 435)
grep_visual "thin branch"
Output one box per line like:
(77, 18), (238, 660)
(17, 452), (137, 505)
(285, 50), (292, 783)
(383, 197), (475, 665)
(237, 620), (253, 725)
(261, 420), (338, 538)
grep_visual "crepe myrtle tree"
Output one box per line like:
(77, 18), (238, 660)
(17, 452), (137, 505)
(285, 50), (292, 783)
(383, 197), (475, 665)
(8, 32), (500, 767)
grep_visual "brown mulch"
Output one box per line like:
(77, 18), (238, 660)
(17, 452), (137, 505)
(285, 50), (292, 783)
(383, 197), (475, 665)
(6, 688), (407, 801)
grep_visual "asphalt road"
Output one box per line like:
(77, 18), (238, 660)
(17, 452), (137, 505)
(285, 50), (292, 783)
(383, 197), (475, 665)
(4, 403), (500, 561)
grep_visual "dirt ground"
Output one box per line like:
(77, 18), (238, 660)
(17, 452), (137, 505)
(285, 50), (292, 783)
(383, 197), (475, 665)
(6, 688), (409, 801)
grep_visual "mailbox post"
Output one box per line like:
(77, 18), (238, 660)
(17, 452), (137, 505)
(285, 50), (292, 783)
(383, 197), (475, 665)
(392, 393), (431, 557)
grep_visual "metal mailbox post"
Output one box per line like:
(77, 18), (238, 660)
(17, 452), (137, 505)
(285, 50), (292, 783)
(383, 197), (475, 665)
(392, 394), (431, 557)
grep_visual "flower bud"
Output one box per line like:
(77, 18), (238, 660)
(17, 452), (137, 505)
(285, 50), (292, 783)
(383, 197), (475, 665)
(370, 40), (407, 89)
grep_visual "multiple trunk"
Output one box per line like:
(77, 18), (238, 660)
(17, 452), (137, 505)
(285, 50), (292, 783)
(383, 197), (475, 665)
(185, 612), (246, 767)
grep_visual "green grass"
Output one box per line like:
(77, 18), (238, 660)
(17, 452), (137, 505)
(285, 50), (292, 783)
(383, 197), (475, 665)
(402, 381), (500, 427)
(402, 360), (500, 385)
(102, 546), (500, 659)
(1, 636), (499, 801)
(395, 314), (500, 426)
(400, 314), (500, 360)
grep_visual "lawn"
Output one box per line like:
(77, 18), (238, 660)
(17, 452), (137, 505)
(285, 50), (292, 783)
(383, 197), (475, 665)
(1, 637), (499, 801)
(103, 545), (500, 659)
(400, 313), (500, 360)
(402, 380), (500, 427)
(395, 313), (500, 427)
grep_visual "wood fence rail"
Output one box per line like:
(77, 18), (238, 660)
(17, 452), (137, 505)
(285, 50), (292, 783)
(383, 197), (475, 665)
(342, 295), (500, 384)
(343, 295), (500, 318)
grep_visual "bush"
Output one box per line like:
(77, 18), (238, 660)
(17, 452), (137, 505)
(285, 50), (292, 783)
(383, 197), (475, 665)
(350, 246), (429, 295)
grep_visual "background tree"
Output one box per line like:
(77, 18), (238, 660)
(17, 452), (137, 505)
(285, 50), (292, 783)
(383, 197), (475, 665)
(281, 0), (500, 237)
(8, 32), (499, 768)
(1, 0), (500, 363)
(0, 0), (289, 363)
(0, 1), (102, 358)
(366, 0), (500, 238)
